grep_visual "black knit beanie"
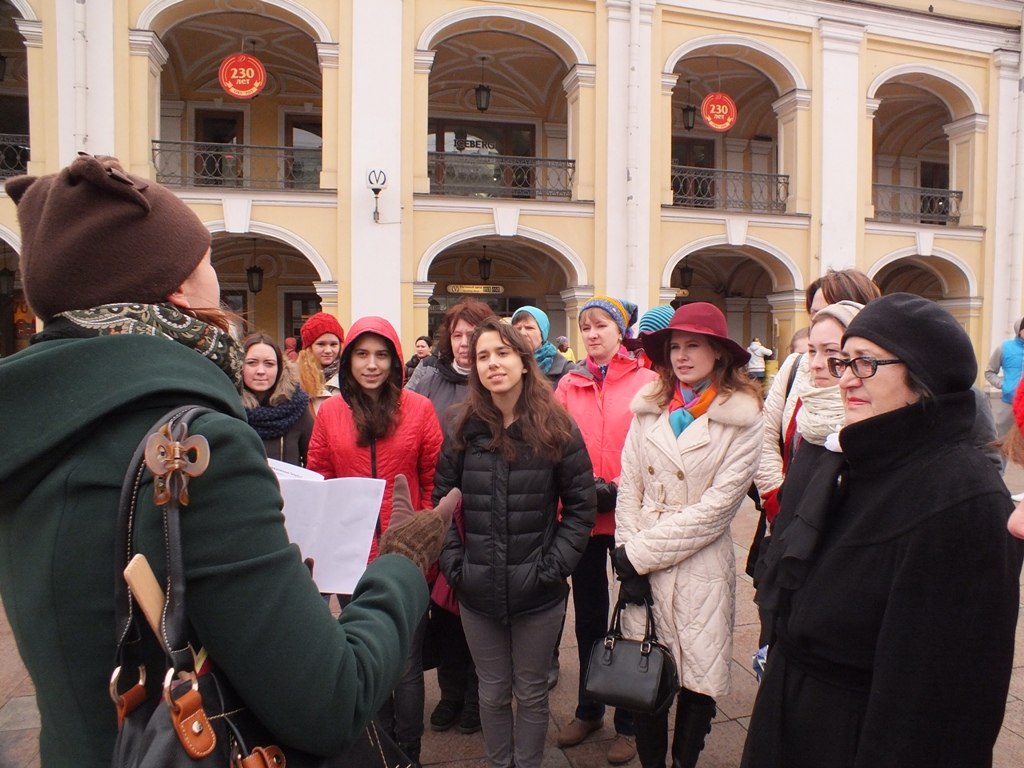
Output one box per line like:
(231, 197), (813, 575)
(842, 292), (976, 396)
(4, 153), (211, 321)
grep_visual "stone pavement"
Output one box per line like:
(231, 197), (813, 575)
(3, 471), (1024, 768)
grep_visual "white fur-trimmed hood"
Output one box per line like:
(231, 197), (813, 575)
(629, 380), (762, 427)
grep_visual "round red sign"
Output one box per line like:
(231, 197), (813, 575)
(219, 53), (266, 99)
(701, 92), (737, 132)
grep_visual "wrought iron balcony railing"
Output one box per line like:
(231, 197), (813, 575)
(872, 184), (962, 225)
(152, 140), (323, 191)
(670, 165), (789, 213)
(0, 134), (30, 179)
(428, 152), (575, 200)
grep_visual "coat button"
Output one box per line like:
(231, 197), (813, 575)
(648, 466), (655, 475)
(676, 470), (683, 480)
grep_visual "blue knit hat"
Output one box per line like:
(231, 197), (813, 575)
(579, 295), (638, 338)
(511, 305), (550, 342)
(638, 305), (676, 334)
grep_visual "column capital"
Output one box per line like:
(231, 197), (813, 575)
(772, 89), (811, 117)
(14, 18), (42, 48)
(317, 42), (339, 70)
(128, 29), (168, 69)
(414, 49), (436, 75)
(563, 64), (597, 95)
(819, 20), (865, 52)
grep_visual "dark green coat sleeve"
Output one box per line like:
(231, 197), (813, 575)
(147, 413), (428, 755)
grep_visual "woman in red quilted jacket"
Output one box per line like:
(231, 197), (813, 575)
(307, 315), (443, 766)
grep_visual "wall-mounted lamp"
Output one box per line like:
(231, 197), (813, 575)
(367, 169), (387, 223)
(0, 257), (15, 298)
(478, 245), (492, 282)
(246, 238), (264, 294)
(475, 56), (492, 113)
(682, 79), (697, 131)
(678, 260), (695, 289)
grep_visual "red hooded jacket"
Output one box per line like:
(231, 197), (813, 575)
(307, 316), (443, 561)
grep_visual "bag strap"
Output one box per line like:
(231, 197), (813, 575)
(114, 406), (214, 674)
(608, 597), (660, 644)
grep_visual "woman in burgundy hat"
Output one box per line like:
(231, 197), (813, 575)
(613, 302), (764, 768)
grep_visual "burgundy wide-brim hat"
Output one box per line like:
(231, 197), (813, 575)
(641, 302), (750, 369)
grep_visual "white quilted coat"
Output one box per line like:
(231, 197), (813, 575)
(615, 382), (763, 698)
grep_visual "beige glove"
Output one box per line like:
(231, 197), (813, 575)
(378, 475), (459, 577)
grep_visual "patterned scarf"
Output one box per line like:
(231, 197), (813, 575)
(59, 302), (244, 386)
(322, 358), (341, 385)
(534, 340), (558, 374)
(245, 387), (310, 440)
(668, 378), (717, 437)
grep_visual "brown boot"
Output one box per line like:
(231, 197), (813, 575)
(557, 717), (602, 747)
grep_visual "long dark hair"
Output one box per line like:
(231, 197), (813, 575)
(649, 332), (762, 408)
(339, 331), (403, 446)
(455, 318), (573, 462)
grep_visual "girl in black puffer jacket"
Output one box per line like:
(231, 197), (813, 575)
(435, 317), (596, 768)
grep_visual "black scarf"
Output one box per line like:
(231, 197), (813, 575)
(245, 387), (310, 440)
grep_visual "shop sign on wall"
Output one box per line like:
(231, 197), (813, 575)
(701, 92), (737, 132)
(447, 285), (505, 295)
(219, 53), (266, 99)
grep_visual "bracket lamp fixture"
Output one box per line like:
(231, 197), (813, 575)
(246, 238), (264, 294)
(682, 79), (696, 131)
(478, 245), (492, 282)
(475, 56), (492, 113)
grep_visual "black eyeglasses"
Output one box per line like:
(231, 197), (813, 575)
(826, 356), (903, 379)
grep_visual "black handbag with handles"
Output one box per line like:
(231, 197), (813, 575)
(110, 405), (413, 768)
(582, 597), (679, 716)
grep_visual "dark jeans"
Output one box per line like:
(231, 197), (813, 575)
(432, 603), (479, 708)
(571, 534), (634, 736)
(377, 613), (426, 744)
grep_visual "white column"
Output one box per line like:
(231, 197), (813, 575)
(604, 2), (631, 297)
(350, 0), (403, 322)
(992, 50), (1020, 343)
(818, 20), (865, 274)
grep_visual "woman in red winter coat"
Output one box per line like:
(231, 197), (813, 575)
(307, 315), (443, 766)
(553, 296), (658, 765)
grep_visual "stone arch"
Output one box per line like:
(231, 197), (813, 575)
(136, 0), (332, 42)
(418, 6), (588, 68)
(418, 225), (587, 286)
(7, 1), (37, 21)
(867, 247), (975, 297)
(0, 223), (21, 252)
(867, 64), (981, 120)
(665, 35), (806, 94)
(663, 235), (802, 292)
(205, 220), (332, 282)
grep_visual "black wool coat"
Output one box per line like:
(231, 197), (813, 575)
(742, 391), (1024, 768)
(435, 416), (596, 623)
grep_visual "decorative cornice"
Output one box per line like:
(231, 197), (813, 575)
(945, 114), (989, 139)
(14, 19), (42, 48)
(865, 98), (882, 118)
(563, 64), (597, 94)
(316, 42), (339, 70)
(414, 49), (436, 75)
(772, 89), (811, 116)
(128, 29), (169, 69)
(819, 19), (865, 54)
(313, 280), (339, 298)
(992, 49), (1020, 76)
(661, 72), (680, 96)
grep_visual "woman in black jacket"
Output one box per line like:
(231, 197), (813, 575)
(435, 317), (596, 768)
(742, 293), (1024, 768)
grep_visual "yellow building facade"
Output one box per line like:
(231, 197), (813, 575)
(1, 0), (1022, 366)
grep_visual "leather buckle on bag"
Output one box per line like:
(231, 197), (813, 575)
(109, 665), (148, 726)
(603, 636), (616, 650)
(640, 640), (652, 655)
(163, 668), (217, 758)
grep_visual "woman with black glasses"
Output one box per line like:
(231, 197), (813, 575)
(742, 293), (1024, 768)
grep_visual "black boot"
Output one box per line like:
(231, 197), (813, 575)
(397, 739), (422, 768)
(671, 690), (716, 768)
(634, 709), (670, 768)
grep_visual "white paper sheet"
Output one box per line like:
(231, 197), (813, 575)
(268, 459), (385, 594)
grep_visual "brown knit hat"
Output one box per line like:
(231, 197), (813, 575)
(4, 153), (211, 321)
(300, 311), (345, 348)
